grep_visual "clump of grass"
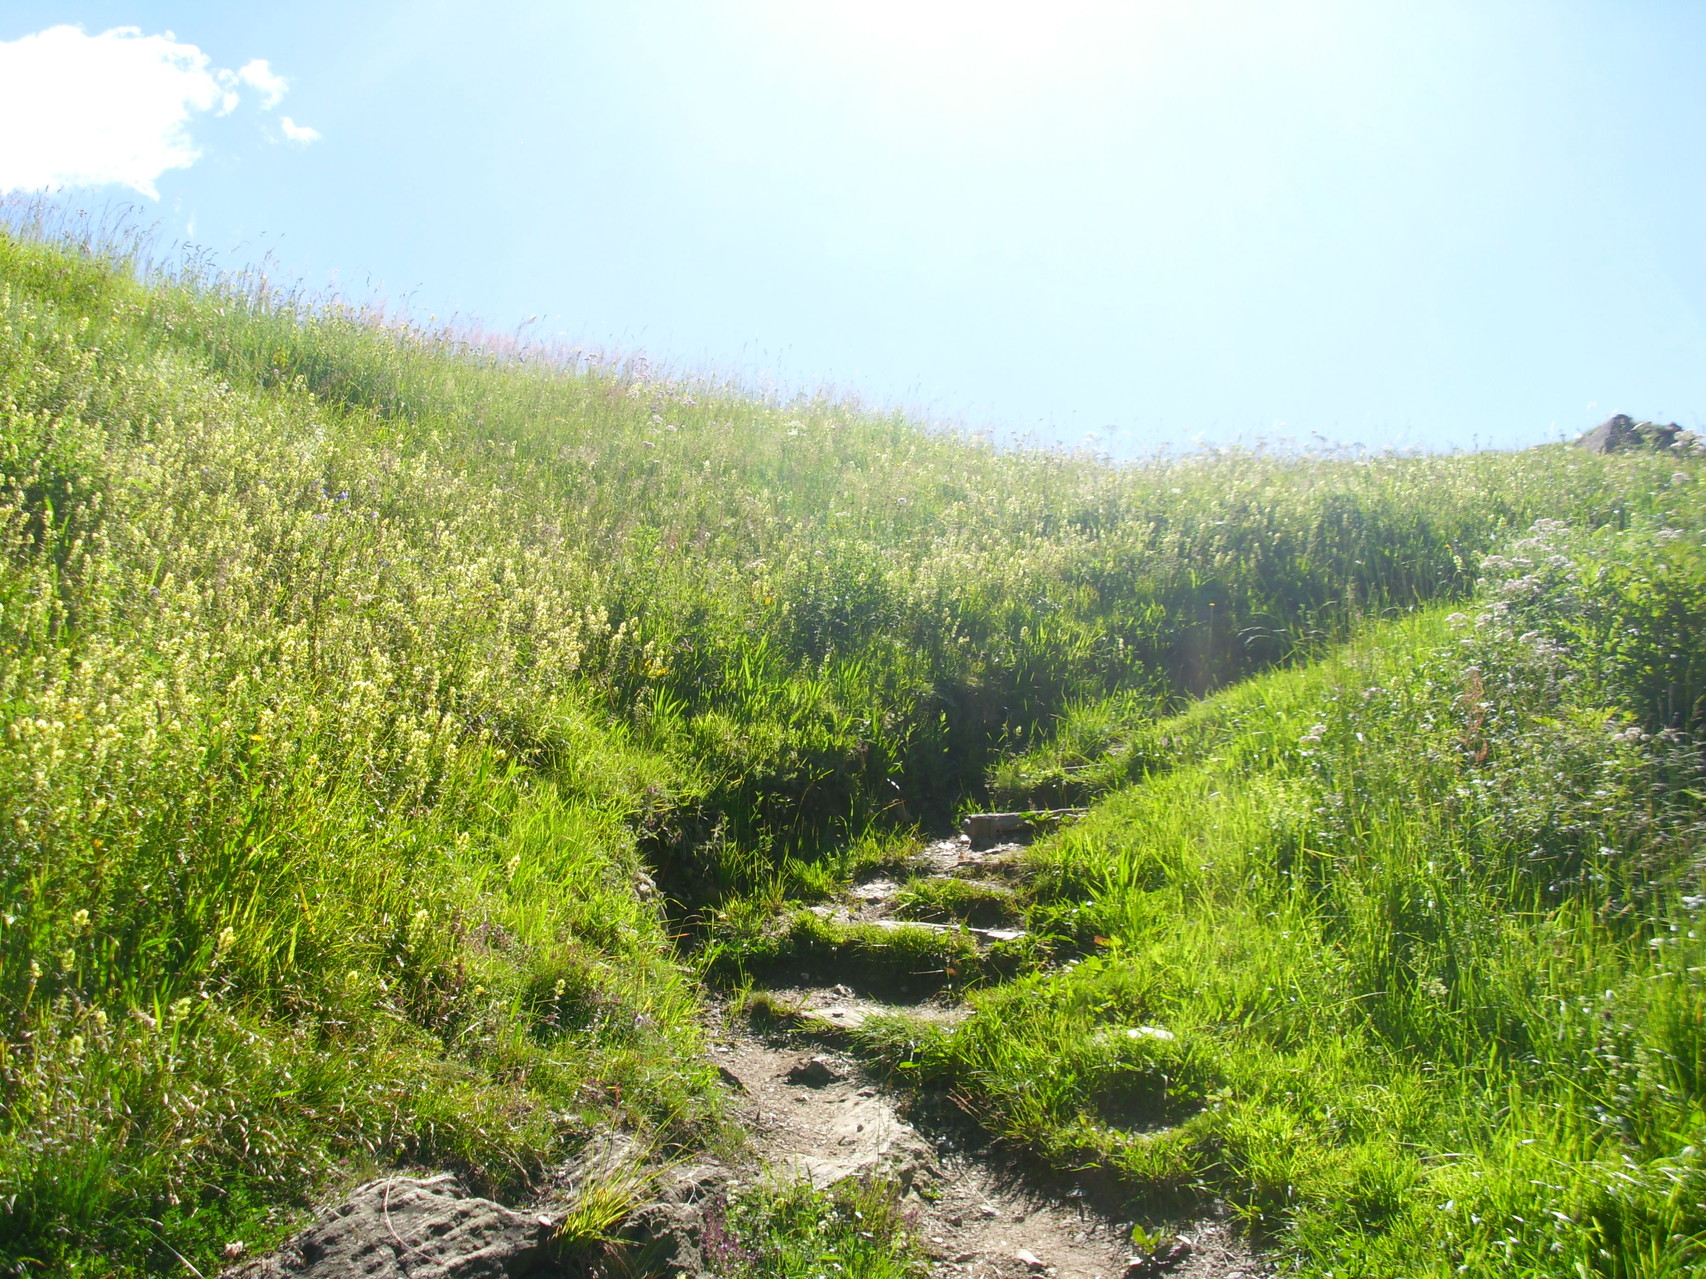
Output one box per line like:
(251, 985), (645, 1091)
(703, 1177), (929, 1279)
(735, 988), (805, 1030)
(707, 912), (985, 995)
(892, 878), (1018, 928)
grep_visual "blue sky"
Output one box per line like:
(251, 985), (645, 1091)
(3, 2), (1705, 454)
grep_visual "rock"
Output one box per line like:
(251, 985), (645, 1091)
(961, 810), (1085, 849)
(223, 1174), (555, 1278)
(851, 878), (899, 902)
(1577, 414), (1704, 455)
(599, 1158), (734, 1279)
(784, 1093), (940, 1191)
(801, 1003), (871, 1030)
(1122, 1238), (1195, 1277)
(658, 1162), (735, 1206)
(784, 1056), (845, 1087)
(715, 1064), (747, 1091)
(620, 1200), (709, 1279)
(1014, 1248), (1048, 1270)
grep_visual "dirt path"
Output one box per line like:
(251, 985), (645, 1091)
(720, 836), (1272, 1279)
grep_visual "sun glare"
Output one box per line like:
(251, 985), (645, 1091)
(759, 0), (1186, 120)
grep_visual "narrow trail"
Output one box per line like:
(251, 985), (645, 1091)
(719, 836), (1272, 1279)
(224, 835), (1273, 1279)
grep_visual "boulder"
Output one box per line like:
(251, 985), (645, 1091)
(618, 1200), (709, 1278)
(1577, 414), (1703, 455)
(600, 1156), (735, 1279)
(223, 1174), (556, 1279)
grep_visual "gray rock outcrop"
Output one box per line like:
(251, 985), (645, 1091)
(610, 1163), (735, 1279)
(223, 1174), (557, 1279)
(1577, 414), (1703, 455)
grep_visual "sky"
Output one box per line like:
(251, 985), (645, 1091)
(1, 2), (1704, 454)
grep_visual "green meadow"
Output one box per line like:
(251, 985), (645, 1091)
(0, 214), (1701, 1275)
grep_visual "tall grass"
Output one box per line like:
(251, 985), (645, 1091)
(0, 213), (1701, 1273)
(912, 512), (1706, 1276)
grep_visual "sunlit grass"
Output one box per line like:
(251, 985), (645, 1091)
(0, 209), (1702, 1274)
(916, 521), (1706, 1276)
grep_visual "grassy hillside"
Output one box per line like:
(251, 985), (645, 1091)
(900, 516), (1706, 1277)
(0, 217), (1700, 1274)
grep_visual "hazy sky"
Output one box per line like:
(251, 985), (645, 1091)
(3, 2), (1705, 453)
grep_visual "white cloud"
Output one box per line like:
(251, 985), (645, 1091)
(279, 116), (321, 146)
(0, 26), (316, 199)
(237, 58), (289, 110)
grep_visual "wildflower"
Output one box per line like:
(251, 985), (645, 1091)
(71, 908), (90, 930)
(66, 1034), (84, 1058)
(216, 926), (237, 956)
(170, 996), (193, 1020)
(1127, 1025), (1176, 1041)
(58, 949), (75, 972)
(89, 1008), (108, 1029)
(28, 959), (40, 981)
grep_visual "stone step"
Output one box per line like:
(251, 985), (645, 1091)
(806, 906), (1024, 944)
(961, 809), (1085, 849)
(790, 988), (972, 1032)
